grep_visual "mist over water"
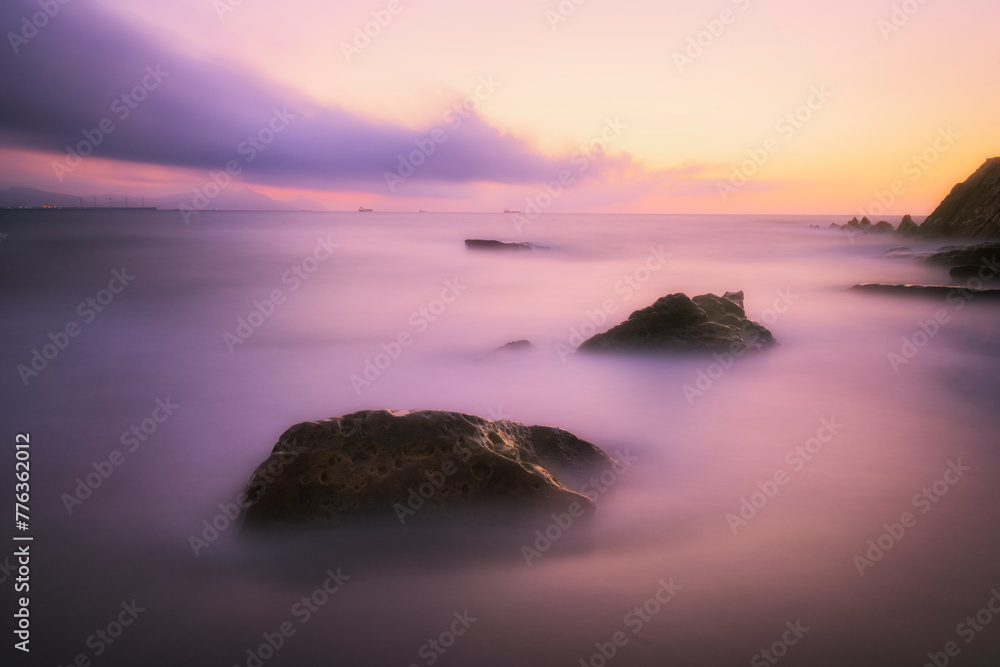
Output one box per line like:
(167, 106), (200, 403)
(1, 210), (998, 666)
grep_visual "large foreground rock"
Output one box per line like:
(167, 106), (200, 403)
(240, 410), (614, 527)
(578, 291), (775, 353)
(919, 157), (1000, 238)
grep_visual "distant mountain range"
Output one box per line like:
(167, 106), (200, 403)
(0, 186), (328, 212)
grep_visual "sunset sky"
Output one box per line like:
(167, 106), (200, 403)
(2, 0), (997, 214)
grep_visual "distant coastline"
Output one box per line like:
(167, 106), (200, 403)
(2, 206), (158, 211)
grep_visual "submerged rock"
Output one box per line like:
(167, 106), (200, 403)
(882, 247), (914, 257)
(475, 339), (537, 362)
(240, 410), (614, 527)
(465, 239), (534, 251)
(925, 243), (1000, 269)
(488, 339), (537, 357)
(578, 291), (775, 354)
(950, 265), (998, 282)
(851, 283), (1000, 298)
(494, 339), (535, 352)
(872, 220), (894, 233)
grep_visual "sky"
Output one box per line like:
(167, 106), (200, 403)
(1, 0), (998, 214)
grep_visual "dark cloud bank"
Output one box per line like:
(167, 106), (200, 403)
(0, 0), (559, 192)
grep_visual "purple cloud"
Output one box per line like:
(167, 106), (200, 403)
(0, 1), (559, 192)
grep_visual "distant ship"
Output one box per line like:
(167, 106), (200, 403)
(418, 210), (428, 213)
(503, 208), (521, 214)
(358, 207), (373, 212)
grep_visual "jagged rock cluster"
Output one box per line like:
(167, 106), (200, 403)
(827, 157), (1000, 240)
(828, 214), (920, 236)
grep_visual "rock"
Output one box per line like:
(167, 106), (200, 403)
(835, 218), (900, 235)
(883, 247), (913, 257)
(851, 284), (1000, 298)
(828, 222), (841, 229)
(896, 214), (920, 236)
(872, 220), (894, 233)
(240, 409), (614, 527)
(465, 239), (534, 251)
(949, 265), (995, 282)
(578, 291), (775, 354)
(493, 340), (535, 353)
(918, 157), (1000, 238)
(881, 247), (932, 260)
(925, 243), (1000, 269)
(476, 339), (537, 361)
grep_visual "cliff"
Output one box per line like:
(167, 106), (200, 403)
(920, 157), (1000, 238)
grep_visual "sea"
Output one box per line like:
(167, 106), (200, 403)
(1, 209), (998, 666)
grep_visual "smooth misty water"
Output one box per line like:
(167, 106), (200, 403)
(1, 210), (998, 666)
